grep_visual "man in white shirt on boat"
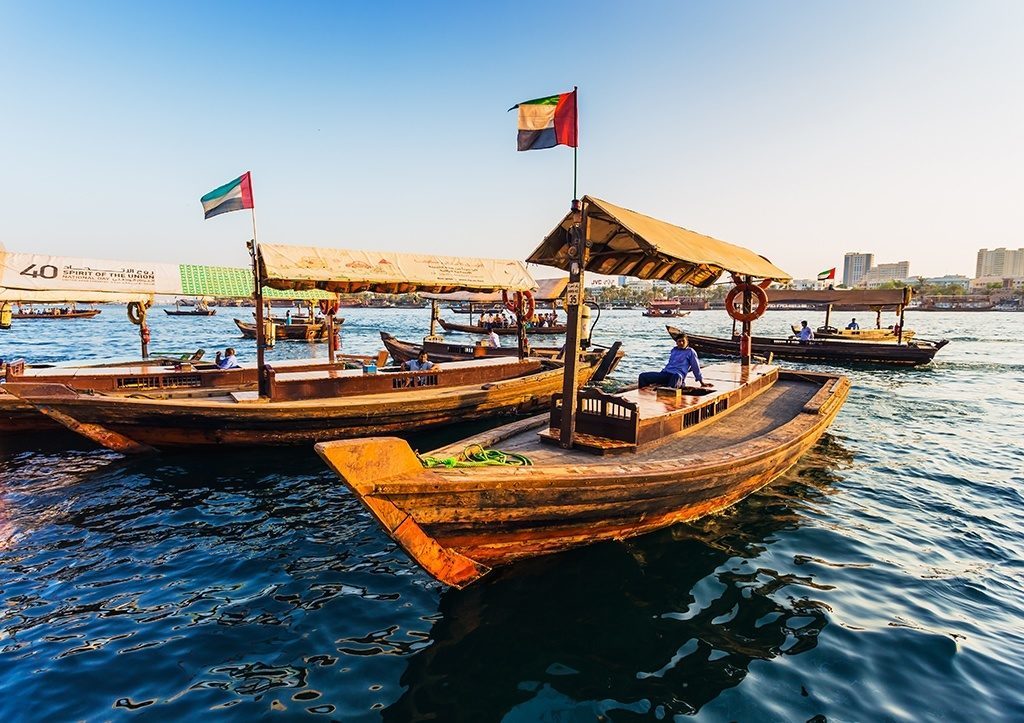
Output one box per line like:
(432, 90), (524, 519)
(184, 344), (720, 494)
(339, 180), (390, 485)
(797, 320), (814, 342)
(486, 327), (500, 348)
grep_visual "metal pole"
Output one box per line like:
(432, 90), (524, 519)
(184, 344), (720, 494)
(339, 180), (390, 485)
(559, 199), (588, 449)
(430, 300), (438, 337)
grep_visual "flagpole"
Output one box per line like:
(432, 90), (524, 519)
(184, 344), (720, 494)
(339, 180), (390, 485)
(248, 201), (268, 397)
(572, 86), (578, 200)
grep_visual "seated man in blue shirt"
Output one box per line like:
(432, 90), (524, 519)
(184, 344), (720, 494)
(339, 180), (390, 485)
(846, 318), (859, 330)
(403, 349), (437, 372)
(638, 334), (713, 389)
(215, 347), (240, 369)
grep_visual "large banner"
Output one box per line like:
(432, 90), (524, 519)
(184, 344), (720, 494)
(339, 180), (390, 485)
(0, 251), (331, 301)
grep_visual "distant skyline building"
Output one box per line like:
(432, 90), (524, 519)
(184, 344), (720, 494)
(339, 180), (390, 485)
(861, 261), (910, 288)
(843, 252), (874, 286)
(920, 274), (970, 290)
(976, 247), (1024, 278)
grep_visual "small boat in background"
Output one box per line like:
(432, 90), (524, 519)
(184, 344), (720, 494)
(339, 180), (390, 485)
(234, 317), (335, 341)
(13, 307), (100, 319)
(164, 299), (216, 316)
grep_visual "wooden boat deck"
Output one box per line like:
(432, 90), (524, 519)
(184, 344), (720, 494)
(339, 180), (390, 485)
(494, 372), (816, 465)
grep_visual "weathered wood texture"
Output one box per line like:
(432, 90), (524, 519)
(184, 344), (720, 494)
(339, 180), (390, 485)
(234, 318), (330, 340)
(316, 364), (850, 588)
(668, 326), (947, 366)
(6, 357), (602, 450)
(438, 318), (567, 336)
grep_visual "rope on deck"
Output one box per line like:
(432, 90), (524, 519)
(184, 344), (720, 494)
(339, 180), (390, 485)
(419, 443), (533, 468)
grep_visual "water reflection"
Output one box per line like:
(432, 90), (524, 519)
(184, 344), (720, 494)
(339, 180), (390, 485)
(382, 435), (853, 720)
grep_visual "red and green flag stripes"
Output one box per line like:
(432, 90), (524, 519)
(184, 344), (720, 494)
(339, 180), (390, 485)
(200, 172), (254, 219)
(818, 267), (836, 281)
(509, 90), (578, 151)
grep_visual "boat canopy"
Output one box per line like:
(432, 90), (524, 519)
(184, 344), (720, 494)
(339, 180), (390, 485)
(420, 277), (567, 303)
(0, 288), (154, 304)
(527, 196), (791, 287)
(768, 287), (912, 309)
(258, 243), (538, 294)
(0, 249), (332, 301)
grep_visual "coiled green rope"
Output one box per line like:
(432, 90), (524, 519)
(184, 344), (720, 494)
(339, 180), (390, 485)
(419, 443), (533, 468)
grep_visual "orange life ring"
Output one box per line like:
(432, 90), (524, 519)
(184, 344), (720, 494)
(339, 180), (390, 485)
(502, 290), (536, 320)
(318, 300), (330, 315)
(725, 283), (768, 322)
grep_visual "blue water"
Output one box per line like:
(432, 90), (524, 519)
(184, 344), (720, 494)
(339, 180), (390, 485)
(1, 307), (1023, 721)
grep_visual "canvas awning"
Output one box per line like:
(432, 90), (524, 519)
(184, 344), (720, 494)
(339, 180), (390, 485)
(527, 196), (791, 287)
(0, 249), (332, 301)
(420, 276), (567, 303)
(258, 244), (538, 294)
(768, 288), (912, 308)
(0, 288), (154, 304)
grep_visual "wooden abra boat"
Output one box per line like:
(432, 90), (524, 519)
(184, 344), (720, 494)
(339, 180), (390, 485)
(315, 195), (850, 588)
(13, 308), (100, 319)
(5, 355), (605, 451)
(802, 325), (915, 341)
(670, 326), (947, 366)
(234, 317), (332, 341)
(379, 331), (624, 378)
(317, 362), (848, 587)
(437, 317), (566, 336)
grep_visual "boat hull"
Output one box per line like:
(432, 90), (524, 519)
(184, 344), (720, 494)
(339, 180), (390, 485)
(234, 318), (332, 340)
(438, 318), (566, 335)
(669, 326), (946, 365)
(316, 367), (849, 587)
(7, 358), (601, 450)
(12, 310), (101, 319)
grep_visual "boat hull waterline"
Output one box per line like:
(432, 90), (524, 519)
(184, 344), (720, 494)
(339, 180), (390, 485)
(668, 326), (947, 366)
(315, 366), (850, 588)
(6, 357), (604, 451)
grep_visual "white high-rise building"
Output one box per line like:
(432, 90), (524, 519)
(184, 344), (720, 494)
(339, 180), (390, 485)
(843, 252), (874, 287)
(861, 261), (910, 288)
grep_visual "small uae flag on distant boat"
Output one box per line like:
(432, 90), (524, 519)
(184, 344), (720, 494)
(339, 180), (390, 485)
(201, 172), (254, 219)
(509, 90), (578, 151)
(818, 267), (836, 281)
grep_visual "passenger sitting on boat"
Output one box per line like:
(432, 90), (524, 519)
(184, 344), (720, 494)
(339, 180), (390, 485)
(403, 349), (437, 372)
(846, 318), (859, 330)
(638, 335), (712, 389)
(797, 320), (814, 342)
(285, 310), (292, 326)
(215, 347), (240, 370)
(487, 326), (501, 348)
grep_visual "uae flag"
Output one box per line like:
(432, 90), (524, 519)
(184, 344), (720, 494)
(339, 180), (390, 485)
(818, 267), (836, 281)
(509, 90), (578, 151)
(201, 172), (254, 219)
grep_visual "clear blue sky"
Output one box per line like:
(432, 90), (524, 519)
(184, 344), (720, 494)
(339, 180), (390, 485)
(2, 1), (1021, 279)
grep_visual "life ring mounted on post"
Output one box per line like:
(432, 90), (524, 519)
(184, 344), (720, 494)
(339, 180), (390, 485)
(127, 301), (148, 325)
(318, 299), (339, 317)
(724, 283), (768, 323)
(501, 290), (536, 320)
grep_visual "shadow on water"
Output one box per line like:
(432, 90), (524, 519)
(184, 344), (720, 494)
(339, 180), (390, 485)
(381, 435), (854, 721)
(0, 418), (854, 720)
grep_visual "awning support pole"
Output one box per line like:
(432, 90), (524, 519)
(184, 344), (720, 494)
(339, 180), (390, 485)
(741, 275), (752, 367)
(516, 294), (528, 361)
(559, 199), (588, 449)
(429, 300), (438, 337)
(248, 240), (268, 397)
